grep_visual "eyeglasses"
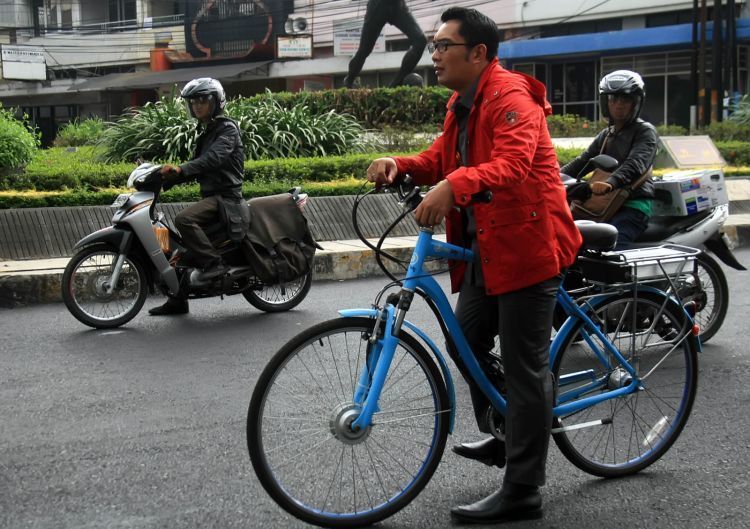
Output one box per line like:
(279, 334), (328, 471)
(189, 96), (211, 106)
(428, 41), (472, 54)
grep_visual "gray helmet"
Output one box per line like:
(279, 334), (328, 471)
(599, 70), (645, 123)
(181, 77), (226, 119)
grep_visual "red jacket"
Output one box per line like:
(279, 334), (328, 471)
(393, 59), (582, 295)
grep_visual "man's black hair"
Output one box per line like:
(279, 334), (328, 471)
(441, 7), (501, 60)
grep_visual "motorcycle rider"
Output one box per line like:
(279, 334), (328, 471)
(149, 77), (246, 316)
(561, 70), (657, 249)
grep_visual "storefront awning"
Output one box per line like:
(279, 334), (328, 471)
(500, 18), (750, 62)
(68, 60), (271, 92)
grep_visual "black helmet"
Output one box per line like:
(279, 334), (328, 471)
(181, 77), (226, 119)
(599, 70), (645, 123)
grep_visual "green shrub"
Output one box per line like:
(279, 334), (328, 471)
(0, 106), (39, 172)
(53, 117), (107, 147)
(701, 120), (750, 142)
(546, 114), (601, 137)
(98, 93), (197, 163)
(98, 91), (372, 163)
(0, 178), (365, 208)
(0, 146), (131, 191)
(245, 86), (453, 130)
(728, 94), (750, 125)
(716, 141), (750, 166)
(226, 92), (371, 159)
(555, 146), (585, 166)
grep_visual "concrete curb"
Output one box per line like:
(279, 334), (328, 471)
(0, 236), (443, 308)
(2, 222), (748, 308)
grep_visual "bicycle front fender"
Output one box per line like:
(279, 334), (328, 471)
(339, 308), (456, 433)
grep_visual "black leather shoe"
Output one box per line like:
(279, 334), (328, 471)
(450, 483), (542, 524)
(452, 437), (506, 468)
(148, 297), (189, 316)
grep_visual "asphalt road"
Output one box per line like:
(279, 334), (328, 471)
(2, 248), (750, 529)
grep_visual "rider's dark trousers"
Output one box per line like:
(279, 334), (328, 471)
(174, 195), (221, 267)
(609, 206), (649, 250)
(448, 274), (561, 486)
(346, 0), (426, 87)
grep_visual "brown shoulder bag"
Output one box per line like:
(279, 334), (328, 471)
(570, 134), (652, 223)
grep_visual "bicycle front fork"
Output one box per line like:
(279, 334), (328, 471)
(351, 291), (415, 431)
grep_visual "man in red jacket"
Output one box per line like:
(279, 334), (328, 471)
(367, 7), (581, 523)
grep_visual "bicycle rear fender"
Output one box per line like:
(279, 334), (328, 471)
(339, 308), (456, 433)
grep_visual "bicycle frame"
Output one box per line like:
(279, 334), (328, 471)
(341, 227), (695, 434)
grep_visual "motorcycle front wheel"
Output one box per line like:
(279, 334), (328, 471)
(242, 271), (312, 312)
(62, 245), (148, 329)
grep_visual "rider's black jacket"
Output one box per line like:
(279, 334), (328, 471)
(560, 118), (656, 201)
(177, 116), (245, 199)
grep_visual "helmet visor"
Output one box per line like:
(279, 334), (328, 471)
(185, 95), (215, 118)
(607, 93), (637, 104)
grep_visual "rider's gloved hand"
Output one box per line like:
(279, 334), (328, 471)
(566, 181), (592, 202)
(160, 165), (182, 191)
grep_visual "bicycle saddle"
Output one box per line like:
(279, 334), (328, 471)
(575, 220), (618, 252)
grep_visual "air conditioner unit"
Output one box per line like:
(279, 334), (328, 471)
(284, 16), (308, 34)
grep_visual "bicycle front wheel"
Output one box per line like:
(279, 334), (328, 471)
(552, 291), (698, 478)
(247, 317), (450, 528)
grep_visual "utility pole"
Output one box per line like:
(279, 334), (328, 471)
(691, 0), (699, 132)
(727, 0), (738, 101)
(699, 0), (709, 126)
(711, 0), (723, 122)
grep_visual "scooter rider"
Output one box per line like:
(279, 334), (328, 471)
(149, 77), (246, 316)
(561, 70), (656, 249)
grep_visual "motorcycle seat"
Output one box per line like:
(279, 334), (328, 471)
(637, 209), (712, 243)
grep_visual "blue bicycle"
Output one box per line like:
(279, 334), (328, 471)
(247, 182), (700, 528)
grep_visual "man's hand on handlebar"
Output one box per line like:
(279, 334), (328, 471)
(366, 157), (398, 186)
(590, 181), (613, 195)
(414, 180), (454, 227)
(159, 164), (182, 191)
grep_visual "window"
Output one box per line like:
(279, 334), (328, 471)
(108, 0), (136, 23)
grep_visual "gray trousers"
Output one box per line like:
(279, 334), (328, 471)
(174, 196), (221, 267)
(448, 274), (561, 486)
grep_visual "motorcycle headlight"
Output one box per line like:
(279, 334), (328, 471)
(111, 193), (131, 209)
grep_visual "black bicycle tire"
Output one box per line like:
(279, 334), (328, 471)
(552, 290), (698, 478)
(247, 316), (450, 528)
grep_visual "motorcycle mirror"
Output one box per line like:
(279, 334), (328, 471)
(560, 173), (577, 186)
(590, 154), (618, 172)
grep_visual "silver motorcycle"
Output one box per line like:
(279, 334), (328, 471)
(62, 163), (315, 329)
(564, 155), (745, 343)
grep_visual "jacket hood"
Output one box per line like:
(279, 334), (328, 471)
(446, 59), (552, 116)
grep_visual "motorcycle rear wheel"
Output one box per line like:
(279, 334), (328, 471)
(243, 271), (312, 312)
(62, 244), (148, 328)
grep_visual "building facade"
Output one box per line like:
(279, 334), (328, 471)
(0, 0), (748, 144)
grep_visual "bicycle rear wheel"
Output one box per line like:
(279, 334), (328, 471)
(247, 316), (450, 528)
(552, 290), (698, 478)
